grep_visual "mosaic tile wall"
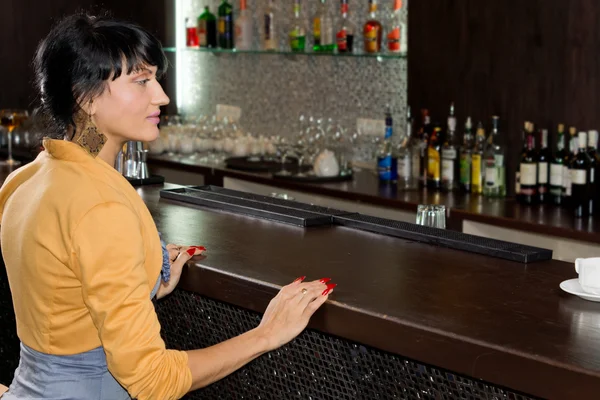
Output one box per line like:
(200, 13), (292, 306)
(177, 0), (408, 148)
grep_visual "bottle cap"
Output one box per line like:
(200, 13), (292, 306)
(569, 126), (577, 135)
(558, 123), (565, 133)
(465, 116), (472, 130)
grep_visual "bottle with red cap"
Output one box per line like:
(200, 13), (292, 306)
(336, 0), (354, 53)
(386, 0), (404, 53)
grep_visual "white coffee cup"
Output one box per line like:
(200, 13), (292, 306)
(575, 258), (600, 295)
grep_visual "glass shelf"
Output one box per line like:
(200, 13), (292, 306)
(163, 47), (407, 60)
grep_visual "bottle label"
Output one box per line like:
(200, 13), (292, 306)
(550, 163), (563, 186)
(538, 162), (548, 184)
(364, 25), (379, 53)
(411, 151), (420, 180)
(384, 126), (393, 140)
(442, 159), (454, 182)
(428, 148), (440, 180)
(387, 27), (401, 52)
(471, 154), (482, 186)
(459, 153), (471, 185)
(336, 29), (347, 51)
(198, 20), (208, 46)
(515, 171), (521, 194)
(378, 155), (398, 181)
(398, 155), (411, 179)
(485, 165), (497, 187)
(494, 154), (504, 166)
(520, 163), (537, 185)
(563, 166), (572, 196)
(441, 148), (457, 160)
(571, 169), (587, 185)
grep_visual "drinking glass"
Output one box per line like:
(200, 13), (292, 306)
(416, 205), (446, 229)
(0, 109), (29, 167)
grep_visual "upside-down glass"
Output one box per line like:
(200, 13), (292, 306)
(0, 109), (29, 167)
(416, 205), (446, 229)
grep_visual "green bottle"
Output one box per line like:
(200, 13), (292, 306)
(217, 0), (234, 49)
(198, 6), (217, 48)
(289, 0), (306, 52)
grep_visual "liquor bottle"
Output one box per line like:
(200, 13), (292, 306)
(218, 0), (234, 49)
(396, 108), (414, 189)
(417, 109), (431, 188)
(483, 116), (506, 197)
(235, 0), (253, 50)
(571, 132), (592, 217)
(519, 133), (538, 205)
(537, 128), (550, 203)
(588, 130), (598, 215)
(471, 122), (486, 194)
(427, 126), (442, 190)
(363, 0), (382, 54)
(459, 117), (473, 193)
(549, 124), (566, 205)
(313, 0), (335, 52)
(377, 108), (398, 183)
(289, 0), (307, 52)
(198, 6), (218, 48)
(386, 0), (404, 53)
(262, 0), (277, 51)
(441, 103), (458, 191)
(562, 126), (578, 206)
(186, 18), (199, 47)
(336, 0), (354, 53)
(515, 121), (532, 196)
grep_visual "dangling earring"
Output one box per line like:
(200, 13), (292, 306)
(73, 105), (107, 158)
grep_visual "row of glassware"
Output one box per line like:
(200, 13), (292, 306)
(148, 114), (384, 175)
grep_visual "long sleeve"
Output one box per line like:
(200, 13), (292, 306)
(71, 201), (192, 400)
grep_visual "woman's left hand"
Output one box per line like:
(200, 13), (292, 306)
(156, 244), (206, 299)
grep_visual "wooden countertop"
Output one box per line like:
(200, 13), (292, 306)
(140, 182), (599, 399)
(149, 155), (600, 245)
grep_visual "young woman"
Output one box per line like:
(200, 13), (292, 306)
(0, 14), (334, 399)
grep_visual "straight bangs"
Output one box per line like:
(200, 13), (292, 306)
(87, 19), (168, 83)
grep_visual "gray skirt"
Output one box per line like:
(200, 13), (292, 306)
(1, 276), (161, 400)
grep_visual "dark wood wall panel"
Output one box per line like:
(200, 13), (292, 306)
(0, 0), (166, 110)
(408, 0), (600, 195)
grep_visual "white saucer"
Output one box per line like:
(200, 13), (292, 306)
(560, 279), (600, 302)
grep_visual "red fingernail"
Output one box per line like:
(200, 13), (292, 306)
(319, 278), (332, 284)
(322, 283), (337, 296)
(322, 288), (332, 296)
(193, 246), (206, 251)
(294, 276), (306, 283)
(326, 283), (337, 290)
(186, 248), (196, 256)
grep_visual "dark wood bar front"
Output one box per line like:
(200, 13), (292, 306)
(149, 183), (593, 399)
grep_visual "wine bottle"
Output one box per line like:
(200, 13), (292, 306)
(587, 130), (598, 215)
(459, 117), (473, 193)
(471, 122), (486, 194)
(441, 103), (458, 192)
(417, 109), (431, 188)
(519, 133), (538, 204)
(549, 124), (566, 205)
(537, 128), (550, 203)
(516, 121), (532, 196)
(562, 126), (577, 207)
(427, 126), (442, 190)
(571, 132), (592, 218)
(483, 116), (506, 197)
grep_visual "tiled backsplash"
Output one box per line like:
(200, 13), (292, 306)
(176, 0), (408, 144)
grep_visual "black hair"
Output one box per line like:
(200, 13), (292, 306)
(33, 13), (168, 138)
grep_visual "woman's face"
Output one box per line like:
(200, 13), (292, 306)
(91, 64), (169, 144)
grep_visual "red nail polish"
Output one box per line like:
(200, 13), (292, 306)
(319, 278), (332, 284)
(294, 276), (306, 283)
(326, 283), (337, 290)
(193, 246), (206, 251)
(322, 288), (332, 296)
(186, 248), (196, 256)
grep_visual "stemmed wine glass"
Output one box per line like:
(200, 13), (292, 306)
(0, 109), (29, 167)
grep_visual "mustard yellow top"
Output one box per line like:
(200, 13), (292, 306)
(0, 139), (192, 400)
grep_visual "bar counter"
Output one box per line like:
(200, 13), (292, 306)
(1, 173), (599, 399)
(149, 155), (600, 246)
(148, 183), (595, 399)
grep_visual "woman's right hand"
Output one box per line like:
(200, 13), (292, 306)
(256, 277), (336, 351)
